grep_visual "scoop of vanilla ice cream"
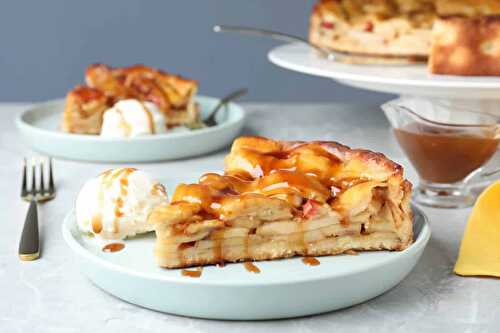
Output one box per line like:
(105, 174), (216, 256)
(100, 99), (167, 138)
(76, 168), (168, 239)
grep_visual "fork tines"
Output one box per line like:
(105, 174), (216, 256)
(22, 158), (55, 200)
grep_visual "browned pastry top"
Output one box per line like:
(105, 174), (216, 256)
(436, 0), (500, 16)
(312, 0), (436, 25)
(162, 137), (409, 224)
(314, 0), (500, 19)
(70, 85), (106, 103)
(84, 63), (198, 113)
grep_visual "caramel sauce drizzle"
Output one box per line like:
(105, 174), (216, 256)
(302, 257), (320, 266)
(92, 168), (137, 235)
(169, 142), (394, 269)
(169, 141), (377, 219)
(114, 107), (133, 137)
(244, 261), (261, 274)
(102, 243), (125, 253)
(139, 101), (156, 134)
(151, 183), (167, 196)
(181, 267), (203, 278)
(178, 241), (196, 250)
(91, 215), (102, 234)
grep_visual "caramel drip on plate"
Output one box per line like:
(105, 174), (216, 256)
(102, 243), (125, 253)
(302, 257), (320, 266)
(181, 267), (203, 278)
(244, 261), (261, 274)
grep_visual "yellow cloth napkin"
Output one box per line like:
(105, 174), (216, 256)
(454, 181), (500, 277)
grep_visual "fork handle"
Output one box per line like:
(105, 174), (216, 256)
(19, 200), (40, 261)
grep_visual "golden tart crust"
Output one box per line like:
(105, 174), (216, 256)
(61, 85), (108, 135)
(149, 136), (413, 269)
(429, 15), (500, 76)
(309, 0), (500, 72)
(309, 0), (435, 59)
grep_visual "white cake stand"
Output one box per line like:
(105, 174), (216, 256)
(269, 43), (500, 101)
(268, 43), (500, 207)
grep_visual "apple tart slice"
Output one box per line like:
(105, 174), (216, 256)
(148, 137), (413, 268)
(61, 85), (109, 134)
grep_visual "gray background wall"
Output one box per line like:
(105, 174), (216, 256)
(0, 0), (390, 103)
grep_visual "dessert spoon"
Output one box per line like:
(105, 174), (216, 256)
(213, 25), (422, 65)
(213, 25), (335, 60)
(202, 88), (248, 127)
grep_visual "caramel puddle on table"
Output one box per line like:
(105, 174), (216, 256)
(102, 243), (125, 253)
(181, 267), (203, 278)
(302, 257), (321, 266)
(243, 261), (261, 274)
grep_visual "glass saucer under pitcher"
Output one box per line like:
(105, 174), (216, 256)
(382, 97), (500, 208)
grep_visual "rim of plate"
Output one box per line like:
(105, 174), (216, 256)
(15, 96), (246, 142)
(268, 43), (500, 89)
(62, 205), (431, 286)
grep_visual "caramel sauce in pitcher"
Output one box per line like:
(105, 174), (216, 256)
(243, 262), (261, 273)
(302, 257), (321, 266)
(394, 123), (498, 183)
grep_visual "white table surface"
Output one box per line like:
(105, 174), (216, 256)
(1, 102), (499, 333)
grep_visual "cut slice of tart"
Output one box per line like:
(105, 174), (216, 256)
(309, 0), (435, 60)
(61, 64), (200, 135)
(85, 64), (200, 127)
(429, 1), (500, 76)
(148, 136), (413, 268)
(61, 85), (109, 134)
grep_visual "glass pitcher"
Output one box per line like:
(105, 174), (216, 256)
(382, 97), (500, 208)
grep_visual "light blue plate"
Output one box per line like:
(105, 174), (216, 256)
(16, 96), (245, 162)
(62, 178), (431, 320)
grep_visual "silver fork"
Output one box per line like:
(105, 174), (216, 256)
(19, 158), (56, 261)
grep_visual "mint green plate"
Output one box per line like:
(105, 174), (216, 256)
(62, 178), (431, 320)
(16, 96), (245, 162)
